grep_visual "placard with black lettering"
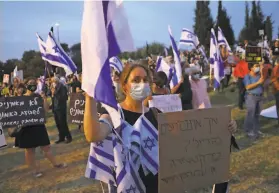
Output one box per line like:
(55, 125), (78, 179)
(245, 46), (262, 63)
(69, 93), (85, 125)
(0, 96), (46, 129)
(158, 107), (231, 192)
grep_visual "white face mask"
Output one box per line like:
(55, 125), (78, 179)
(254, 67), (260, 73)
(113, 81), (124, 98)
(130, 83), (151, 101)
(192, 74), (200, 80)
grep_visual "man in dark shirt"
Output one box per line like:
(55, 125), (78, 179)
(51, 77), (72, 143)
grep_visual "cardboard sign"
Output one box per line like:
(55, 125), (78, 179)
(158, 107), (231, 192)
(0, 126), (7, 149)
(0, 96), (46, 128)
(149, 94), (182, 113)
(3, 74), (9, 84)
(245, 46), (262, 63)
(69, 93), (85, 124)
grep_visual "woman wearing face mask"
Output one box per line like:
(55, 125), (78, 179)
(16, 78), (66, 177)
(243, 62), (265, 139)
(84, 64), (238, 193)
(151, 71), (170, 95)
(188, 66), (211, 109)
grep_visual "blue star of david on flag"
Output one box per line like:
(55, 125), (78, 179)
(143, 136), (155, 151)
(126, 185), (137, 193)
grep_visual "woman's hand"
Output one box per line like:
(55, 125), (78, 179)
(228, 120), (237, 134)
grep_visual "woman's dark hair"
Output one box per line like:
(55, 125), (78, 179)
(153, 71), (168, 88)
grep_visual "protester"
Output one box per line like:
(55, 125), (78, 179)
(188, 66), (211, 109)
(151, 71), (170, 95)
(83, 64), (238, 193)
(1, 82), (10, 97)
(271, 39), (279, 67)
(51, 76), (72, 144)
(243, 62), (265, 138)
(68, 75), (81, 93)
(14, 78), (66, 177)
(172, 63), (193, 110)
(9, 77), (20, 96)
(233, 58), (249, 109)
(271, 59), (279, 124)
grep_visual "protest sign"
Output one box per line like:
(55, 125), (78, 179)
(0, 96), (45, 128)
(149, 94), (182, 113)
(69, 93), (85, 124)
(245, 46), (262, 63)
(0, 126), (7, 149)
(3, 74), (9, 84)
(158, 107), (231, 192)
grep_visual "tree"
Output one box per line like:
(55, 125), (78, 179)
(264, 15), (274, 42)
(249, 1), (265, 42)
(70, 43), (82, 72)
(239, 2), (250, 43)
(20, 51), (45, 78)
(193, 1), (214, 50)
(61, 43), (70, 53)
(216, 0), (235, 47)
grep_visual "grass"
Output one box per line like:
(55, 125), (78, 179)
(0, 85), (278, 193)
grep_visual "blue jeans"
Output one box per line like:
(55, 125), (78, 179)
(244, 94), (263, 133)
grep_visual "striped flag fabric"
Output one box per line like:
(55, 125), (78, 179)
(168, 25), (182, 89)
(36, 33), (47, 60)
(109, 56), (123, 73)
(179, 28), (200, 48)
(210, 28), (224, 88)
(217, 27), (232, 54)
(164, 47), (168, 57)
(131, 116), (159, 176)
(155, 56), (173, 82)
(81, 0), (134, 129)
(85, 136), (116, 186)
(44, 31), (77, 76)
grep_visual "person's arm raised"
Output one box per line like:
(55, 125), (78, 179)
(83, 94), (112, 142)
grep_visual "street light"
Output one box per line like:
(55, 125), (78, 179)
(55, 23), (60, 43)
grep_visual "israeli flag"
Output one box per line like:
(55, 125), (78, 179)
(109, 56), (123, 73)
(45, 31), (77, 76)
(179, 28), (200, 48)
(81, 0), (134, 129)
(210, 28), (224, 88)
(155, 56), (173, 81)
(132, 116), (159, 176)
(168, 25), (182, 88)
(85, 136), (116, 186)
(36, 33), (47, 60)
(217, 26), (232, 54)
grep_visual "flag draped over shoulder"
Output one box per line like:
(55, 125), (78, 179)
(168, 25), (182, 89)
(179, 28), (200, 48)
(210, 28), (224, 88)
(44, 31), (77, 76)
(217, 26), (232, 54)
(81, 0), (134, 129)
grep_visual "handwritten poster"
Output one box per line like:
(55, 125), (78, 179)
(0, 96), (45, 128)
(0, 126), (7, 149)
(149, 94), (182, 113)
(158, 107), (231, 192)
(69, 93), (85, 124)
